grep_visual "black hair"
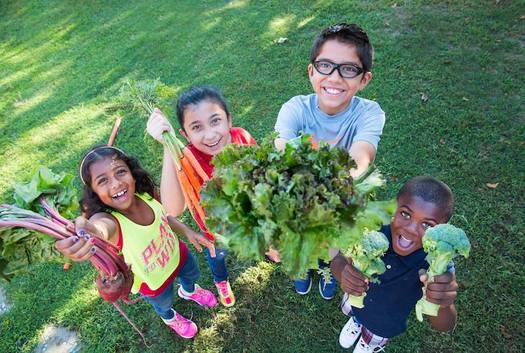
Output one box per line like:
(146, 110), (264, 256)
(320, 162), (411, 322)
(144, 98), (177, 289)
(79, 145), (156, 218)
(397, 176), (454, 221)
(176, 85), (230, 131)
(310, 23), (374, 74)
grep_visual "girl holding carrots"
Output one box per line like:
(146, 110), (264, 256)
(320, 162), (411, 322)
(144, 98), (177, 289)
(147, 86), (256, 307)
(55, 146), (217, 339)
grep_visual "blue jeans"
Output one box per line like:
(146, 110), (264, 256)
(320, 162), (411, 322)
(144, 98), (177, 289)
(143, 252), (200, 320)
(205, 246), (229, 283)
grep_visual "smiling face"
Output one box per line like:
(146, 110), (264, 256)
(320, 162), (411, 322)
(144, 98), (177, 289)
(180, 100), (232, 156)
(89, 156), (136, 212)
(391, 194), (450, 256)
(308, 39), (372, 115)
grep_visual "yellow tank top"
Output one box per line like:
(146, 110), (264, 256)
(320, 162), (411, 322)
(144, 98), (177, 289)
(111, 193), (181, 293)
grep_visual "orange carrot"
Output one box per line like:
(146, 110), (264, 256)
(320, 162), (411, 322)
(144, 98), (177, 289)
(180, 157), (202, 193)
(182, 146), (209, 182)
(177, 171), (206, 222)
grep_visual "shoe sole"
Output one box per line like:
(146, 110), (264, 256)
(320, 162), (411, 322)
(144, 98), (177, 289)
(295, 279), (312, 295)
(318, 280), (335, 300)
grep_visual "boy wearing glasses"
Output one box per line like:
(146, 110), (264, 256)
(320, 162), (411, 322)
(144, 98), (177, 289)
(273, 24), (385, 300)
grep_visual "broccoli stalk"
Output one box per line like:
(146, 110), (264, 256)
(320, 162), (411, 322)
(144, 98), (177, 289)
(415, 224), (470, 321)
(344, 231), (389, 308)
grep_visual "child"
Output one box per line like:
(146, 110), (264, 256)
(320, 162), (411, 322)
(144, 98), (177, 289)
(146, 85), (256, 307)
(55, 146), (218, 339)
(331, 176), (460, 352)
(273, 23), (386, 299)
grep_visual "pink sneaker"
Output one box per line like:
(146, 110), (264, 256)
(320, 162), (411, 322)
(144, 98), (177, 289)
(178, 284), (218, 308)
(215, 280), (236, 307)
(162, 309), (198, 338)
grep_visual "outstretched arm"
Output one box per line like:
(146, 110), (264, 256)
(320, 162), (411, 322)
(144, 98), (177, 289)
(421, 270), (458, 332)
(349, 140), (376, 179)
(55, 213), (118, 262)
(147, 109), (187, 217)
(160, 146), (186, 216)
(167, 215), (215, 257)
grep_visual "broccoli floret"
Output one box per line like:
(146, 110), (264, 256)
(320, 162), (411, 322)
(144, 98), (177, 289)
(416, 223), (470, 321)
(345, 230), (389, 308)
(423, 223), (471, 279)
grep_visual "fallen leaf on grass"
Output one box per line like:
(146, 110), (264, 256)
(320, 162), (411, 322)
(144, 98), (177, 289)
(486, 183), (499, 189)
(420, 93), (429, 102)
(500, 325), (512, 339)
(443, 59), (453, 65)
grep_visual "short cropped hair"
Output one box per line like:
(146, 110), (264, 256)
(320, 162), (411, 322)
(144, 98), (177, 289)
(310, 23), (374, 73)
(397, 176), (454, 221)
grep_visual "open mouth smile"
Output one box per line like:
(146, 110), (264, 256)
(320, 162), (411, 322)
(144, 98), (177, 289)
(397, 234), (414, 249)
(112, 189), (128, 200)
(323, 86), (346, 96)
(204, 137), (222, 148)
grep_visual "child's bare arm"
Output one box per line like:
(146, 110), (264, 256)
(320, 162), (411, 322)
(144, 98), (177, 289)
(146, 109), (187, 216)
(160, 147), (187, 216)
(420, 271), (458, 332)
(349, 141), (376, 178)
(274, 137), (288, 151)
(166, 215), (215, 257)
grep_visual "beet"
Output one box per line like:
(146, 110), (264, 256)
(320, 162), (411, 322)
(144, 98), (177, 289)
(96, 272), (125, 302)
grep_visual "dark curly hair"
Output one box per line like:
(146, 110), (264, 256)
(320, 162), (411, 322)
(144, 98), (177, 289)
(397, 176), (454, 222)
(176, 85), (230, 132)
(79, 146), (156, 218)
(310, 23), (374, 74)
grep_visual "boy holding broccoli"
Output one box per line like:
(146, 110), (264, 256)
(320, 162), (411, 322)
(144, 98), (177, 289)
(331, 176), (460, 352)
(273, 23), (385, 299)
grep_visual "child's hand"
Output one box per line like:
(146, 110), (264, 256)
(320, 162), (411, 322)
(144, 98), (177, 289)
(341, 260), (369, 296)
(55, 236), (95, 262)
(55, 217), (99, 262)
(147, 108), (173, 143)
(184, 228), (216, 258)
(419, 269), (458, 308)
(265, 247), (281, 263)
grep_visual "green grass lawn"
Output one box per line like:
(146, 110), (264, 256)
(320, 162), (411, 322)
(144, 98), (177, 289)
(1, 0), (523, 352)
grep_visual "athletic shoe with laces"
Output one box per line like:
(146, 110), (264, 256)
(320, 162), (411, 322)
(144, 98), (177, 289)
(162, 309), (198, 338)
(339, 316), (362, 349)
(294, 270), (313, 295)
(178, 284), (218, 308)
(318, 267), (337, 300)
(215, 280), (236, 307)
(353, 335), (387, 353)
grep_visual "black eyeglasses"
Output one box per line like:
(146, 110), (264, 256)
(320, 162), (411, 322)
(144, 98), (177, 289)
(312, 60), (364, 79)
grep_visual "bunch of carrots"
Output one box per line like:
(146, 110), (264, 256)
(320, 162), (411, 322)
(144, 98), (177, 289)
(123, 80), (213, 240)
(0, 197), (149, 346)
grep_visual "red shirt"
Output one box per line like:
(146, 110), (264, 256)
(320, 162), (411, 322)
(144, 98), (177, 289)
(186, 127), (257, 178)
(185, 127), (256, 238)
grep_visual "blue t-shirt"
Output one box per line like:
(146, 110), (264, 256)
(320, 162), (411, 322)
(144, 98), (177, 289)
(352, 225), (454, 338)
(274, 94), (385, 151)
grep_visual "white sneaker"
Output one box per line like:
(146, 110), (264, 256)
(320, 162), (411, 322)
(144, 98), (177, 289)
(353, 335), (386, 353)
(339, 316), (362, 349)
(341, 292), (353, 316)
